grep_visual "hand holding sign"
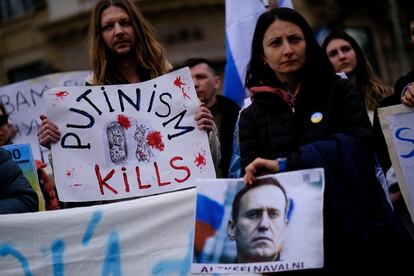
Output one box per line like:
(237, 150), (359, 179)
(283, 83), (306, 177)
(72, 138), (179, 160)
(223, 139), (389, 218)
(46, 68), (216, 202)
(38, 114), (61, 149)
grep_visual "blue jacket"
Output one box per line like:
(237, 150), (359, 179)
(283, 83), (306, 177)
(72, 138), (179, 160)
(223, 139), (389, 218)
(0, 147), (38, 214)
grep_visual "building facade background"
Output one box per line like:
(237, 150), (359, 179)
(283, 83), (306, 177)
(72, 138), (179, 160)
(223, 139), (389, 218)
(1, 0), (413, 88)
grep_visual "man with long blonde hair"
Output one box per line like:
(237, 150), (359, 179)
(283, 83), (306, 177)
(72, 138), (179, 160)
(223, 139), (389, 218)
(88, 0), (171, 85)
(39, 0), (215, 150)
(37, 0), (219, 207)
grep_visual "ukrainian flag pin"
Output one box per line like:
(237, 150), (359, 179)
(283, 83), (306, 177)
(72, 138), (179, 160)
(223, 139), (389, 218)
(311, 112), (323, 123)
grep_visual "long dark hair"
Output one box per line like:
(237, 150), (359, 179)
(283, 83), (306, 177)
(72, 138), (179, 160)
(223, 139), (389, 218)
(322, 30), (392, 110)
(245, 7), (334, 89)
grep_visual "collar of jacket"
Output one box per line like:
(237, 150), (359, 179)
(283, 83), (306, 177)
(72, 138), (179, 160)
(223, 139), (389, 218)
(249, 84), (301, 108)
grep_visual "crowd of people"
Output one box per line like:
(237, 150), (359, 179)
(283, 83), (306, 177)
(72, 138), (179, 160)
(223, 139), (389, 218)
(1, 0), (414, 273)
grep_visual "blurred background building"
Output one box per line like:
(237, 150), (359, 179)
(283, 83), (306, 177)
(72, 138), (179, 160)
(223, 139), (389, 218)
(1, 0), (413, 87)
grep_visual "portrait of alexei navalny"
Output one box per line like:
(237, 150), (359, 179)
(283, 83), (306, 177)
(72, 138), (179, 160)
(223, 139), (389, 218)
(191, 168), (324, 274)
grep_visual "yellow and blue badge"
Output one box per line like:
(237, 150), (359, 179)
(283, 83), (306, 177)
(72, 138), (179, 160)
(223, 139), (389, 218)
(311, 112), (323, 123)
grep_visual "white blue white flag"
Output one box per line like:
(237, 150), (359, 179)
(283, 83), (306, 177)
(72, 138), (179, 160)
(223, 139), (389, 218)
(223, 0), (294, 107)
(278, 0), (294, 9)
(223, 0), (266, 107)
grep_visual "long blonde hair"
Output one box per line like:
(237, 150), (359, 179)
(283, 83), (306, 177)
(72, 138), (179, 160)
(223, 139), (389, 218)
(88, 0), (171, 85)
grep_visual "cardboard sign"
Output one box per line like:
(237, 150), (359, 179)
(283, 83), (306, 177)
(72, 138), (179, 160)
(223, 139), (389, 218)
(0, 71), (90, 162)
(192, 169), (325, 274)
(2, 143), (45, 211)
(46, 68), (215, 202)
(378, 104), (414, 222)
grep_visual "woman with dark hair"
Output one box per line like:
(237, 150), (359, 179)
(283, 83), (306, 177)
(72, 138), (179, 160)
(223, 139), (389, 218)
(241, 8), (372, 177)
(321, 31), (414, 231)
(321, 30), (395, 203)
(239, 7), (412, 272)
(322, 30), (393, 112)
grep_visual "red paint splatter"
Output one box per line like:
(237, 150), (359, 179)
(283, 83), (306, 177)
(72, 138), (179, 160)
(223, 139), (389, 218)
(194, 151), (206, 169)
(117, 114), (131, 129)
(66, 168), (74, 178)
(146, 131), (165, 151)
(181, 87), (191, 100)
(56, 91), (69, 99)
(174, 76), (186, 89)
(173, 76), (191, 99)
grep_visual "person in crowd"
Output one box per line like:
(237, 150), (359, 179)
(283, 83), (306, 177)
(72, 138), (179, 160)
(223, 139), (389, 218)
(380, 14), (414, 238)
(0, 103), (59, 210)
(38, 0), (216, 149)
(321, 30), (394, 203)
(227, 176), (288, 263)
(323, 29), (414, 238)
(0, 146), (38, 214)
(322, 30), (393, 123)
(37, 0), (219, 207)
(181, 58), (240, 177)
(393, 14), (414, 107)
(239, 7), (413, 272)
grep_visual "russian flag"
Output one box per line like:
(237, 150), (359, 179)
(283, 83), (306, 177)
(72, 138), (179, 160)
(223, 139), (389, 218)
(193, 182), (228, 262)
(223, 0), (294, 107)
(194, 194), (224, 252)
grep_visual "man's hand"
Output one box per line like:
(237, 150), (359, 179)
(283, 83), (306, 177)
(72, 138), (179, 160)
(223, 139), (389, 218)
(37, 115), (61, 149)
(401, 84), (414, 107)
(194, 104), (214, 132)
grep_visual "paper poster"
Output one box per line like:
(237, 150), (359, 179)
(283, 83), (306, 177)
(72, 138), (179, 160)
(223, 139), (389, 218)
(378, 104), (414, 222)
(0, 71), (90, 162)
(192, 169), (325, 274)
(2, 143), (45, 211)
(45, 67), (215, 202)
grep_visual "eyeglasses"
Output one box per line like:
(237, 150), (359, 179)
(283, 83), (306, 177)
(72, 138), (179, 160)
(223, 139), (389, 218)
(0, 114), (9, 126)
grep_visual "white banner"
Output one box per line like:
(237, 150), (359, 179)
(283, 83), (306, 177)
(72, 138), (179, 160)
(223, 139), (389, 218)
(378, 104), (414, 222)
(0, 71), (90, 162)
(0, 189), (197, 276)
(46, 68), (215, 202)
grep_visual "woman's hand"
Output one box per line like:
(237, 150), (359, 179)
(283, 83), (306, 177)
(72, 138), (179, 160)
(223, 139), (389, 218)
(243, 157), (279, 185)
(194, 104), (214, 132)
(401, 84), (414, 107)
(37, 115), (61, 149)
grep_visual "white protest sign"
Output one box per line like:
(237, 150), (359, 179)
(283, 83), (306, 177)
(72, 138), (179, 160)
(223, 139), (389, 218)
(192, 169), (324, 274)
(0, 71), (90, 162)
(379, 104), (414, 222)
(46, 67), (215, 202)
(0, 189), (198, 276)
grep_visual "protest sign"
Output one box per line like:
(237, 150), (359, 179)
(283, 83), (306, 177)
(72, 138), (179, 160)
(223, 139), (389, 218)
(0, 71), (90, 162)
(45, 67), (215, 202)
(192, 169), (325, 274)
(0, 188), (198, 276)
(2, 143), (45, 211)
(378, 104), (414, 222)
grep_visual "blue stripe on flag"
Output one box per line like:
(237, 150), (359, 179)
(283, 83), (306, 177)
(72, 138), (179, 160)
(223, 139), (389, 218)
(278, 0), (294, 8)
(196, 194), (224, 231)
(223, 35), (246, 107)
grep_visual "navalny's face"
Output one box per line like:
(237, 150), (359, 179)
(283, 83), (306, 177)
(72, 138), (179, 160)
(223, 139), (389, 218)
(229, 185), (287, 263)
